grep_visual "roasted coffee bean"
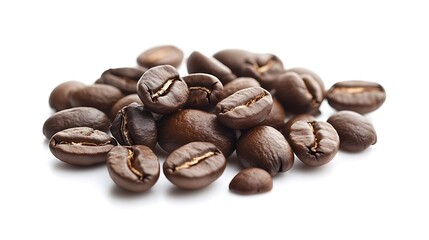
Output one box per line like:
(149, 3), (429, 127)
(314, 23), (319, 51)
(107, 145), (160, 192)
(137, 45), (184, 68)
(287, 120), (339, 167)
(43, 107), (110, 139)
(213, 49), (253, 75)
(110, 103), (157, 149)
(163, 142), (226, 190)
(237, 126), (294, 176)
(183, 73), (223, 110)
(229, 168), (273, 194)
(274, 71), (324, 115)
(110, 94), (143, 120)
(257, 98), (286, 130)
(326, 80), (386, 114)
(69, 84), (124, 115)
(49, 127), (117, 166)
(327, 111), (377, 152)
(95, 67), (145, 94)
(219, 77), (260, 100)
(282, 114), (317, 136)
(158, 109), (236, 157)
(136, 65), (189, 114)
(286, 67), (325, 93)
(49, 81), (86, 111)
(216, 87), (273, 130)
(187, 51), (236, 84)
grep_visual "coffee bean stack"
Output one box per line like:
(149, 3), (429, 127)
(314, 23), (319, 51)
(43, 45), (386, 195)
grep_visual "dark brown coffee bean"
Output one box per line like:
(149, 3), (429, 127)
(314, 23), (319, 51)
(237, 126), (294, 176)
(110, 94), (143, 120)
(257, 98), (286, 130)
(157, 109), (236, 157)
(219, 77), (260, 100)
(282, 114), (317, 137)
(229, 168), (273, 194)
(326, 80), (386, 114)
(163, 142), (226, 190)
(110, 103), (157, 149)
(213, 49), (254, 75)
(43, 107), (110, 139)
(136, 65), (189, 114)
(49, 81), (86, 111)
(95, 67), (145, 94)
(187, 51), (237, 84)
(286, 67), (325, 93)
(216, 87), (273, 130)
(107, 145), (160, 192)
(274, 71), (324, 115)
(183, 73), (223, 110)
(327, 110), (377, 152)
(69, 84), (124, 115)
(137, 45), (184, 68)
(287, 120), (339, 167)
(49, 127), (117, 166)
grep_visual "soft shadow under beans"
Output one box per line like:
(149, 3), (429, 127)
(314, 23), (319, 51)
(109, 184), (154, 200)
(166, 185), (216, 199)
(52, 160), (105, 172)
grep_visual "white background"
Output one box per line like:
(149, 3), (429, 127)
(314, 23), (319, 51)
(1, 0), (428, 239)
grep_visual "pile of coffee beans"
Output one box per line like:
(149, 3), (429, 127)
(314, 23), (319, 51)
(43, 45), (386, 195)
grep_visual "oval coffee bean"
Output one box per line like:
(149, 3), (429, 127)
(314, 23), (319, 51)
(327, 110), (377, 152)
(110, 103), (157, 149)
(157, 109), (236, 157)
(326, 80), (386, 114)
(183, 73), (223, 110)
(286, 67), (325, 93)
(287, 120), (339, 167)
(49, 81), (86, 111)
(42, 107), (110, 139)
(187, 51), (237, 84)
(107, 145), (159, 192)
(163, 142), (226, 190)
(216, 87), (273, 130)
(137, 45), (184, 68)
(110, 94), (143, 120)
(49, 127), (117, 166)
(219, 77), (260, 100)
(95, 67), (145, 94)
(213, 49), (254, 75)
(229, 168), (273, 195)
(282, 114), (317, 137)
(137, 65), (189, 114)
(257, 98), (286, 130)
(69, 84), (124, 115)
(274, 71), (324, 115)
(236, 126), (294, 176)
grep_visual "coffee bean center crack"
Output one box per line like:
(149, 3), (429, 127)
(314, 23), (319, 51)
(120, 109), (133, 145)
(127, 149), (143, 179)
(306, 122), (324, 157)
(149, 78), (176, 101)
(222, 92), (267, 113)
(55, 140), (112, 146)
(174, 151), (217, 171)
(254, 59), (276, 73)
(332, 86), (381, 94)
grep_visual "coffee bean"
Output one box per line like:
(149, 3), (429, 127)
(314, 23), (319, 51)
(163, 142), (226, 190)
(229, 168), (273, 194)
(257, 98), (286, 130)
(43, 107), (110, 139)
(182, 73), (223, 110)
(282, 114), (317, 137)
(219, 77), (260, 100)
(110, 103), (157, 149)
(49, 81), (86, 111)
(110, 94), (143, 120)
(157, 109), (236, 157)
(286, 67), (325, 93)
(136, 65), (189, 114)
(287, 120), (339, 167)
(326, 80), (386, 114)
(237, 126), (294, 176)
(49, 127), (117, 166)
(327, 110), (377, 152)
(107, 145), (160, 192)
(69, 84), (124, 115)
(95, 67), (145, 94)
(213, 49), (254, 75)
(187, 51), (237, 84)
(137, 45), (184, 68)
(274, 71), (324, 115)
(216, 87), (273, 130)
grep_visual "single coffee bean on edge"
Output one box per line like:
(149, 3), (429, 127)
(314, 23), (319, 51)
(229, 168), (273, 195)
